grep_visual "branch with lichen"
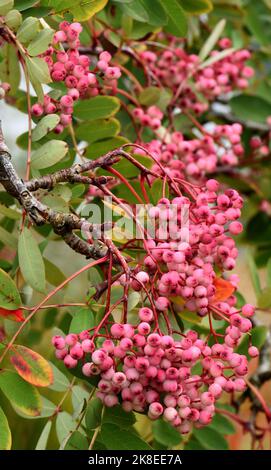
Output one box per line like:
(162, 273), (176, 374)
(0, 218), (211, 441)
(0, 122), (121, 260)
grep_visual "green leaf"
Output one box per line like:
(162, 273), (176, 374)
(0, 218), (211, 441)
(245, 2), (271, 47)
(121, 0), (149, 22)
(0, 226), (18, 250)
(0, 0), (13, 15)
(139, 86), (161, 106)
(16, 0), (37, 10)
(32, 114), (60, 141)
(56, 411), (74, 445)
(121, 0), (168, 25)
(126, 21), (156, 40)
(0, 267), (21, 310)
(16, 16), (39, 44)
(72, 385), (89, 416)
(5, 9), (22, 31)
(181, 0), (213, 14)
(184, 435), (205, 450)
(85, 136), (128, 159)
(25, 56), (51, 84)
(85, 398), (103, 431)
(69, 307), (95, 334)
(73, 96), (120, 121)
(100, 423), (152, 450)
(237, 325), (268, 358)
(193, 426), (228, 450)
(199, 19), (226, 61)
(64, 431), (88, 450)
(103, 405), (136, 428)
(128, 291), (141, 311)
(0, 204), (20, 220)
(31, 140), (69, 169)
(48, 363), (70, 392)
(76, 118), (120, 143)
(267, 258), (271, 286)
(209, 413), (235, 435)
(0, 370), (42, 417)
(247, 253), (261, 296)
(18, 227), (46, 293)
(0, 407), (12, 450)
(35, 421), (52, 450)
(0, 43), (21, 94)
(162, 0), (187, 37)
(10, 345), (53, 387)
(44, 258), (66, 286)
(230, 95), (271, 124)
(27, 28), (54, 56)
(152, 419), (181, 447)
(257, 287), (271, 309)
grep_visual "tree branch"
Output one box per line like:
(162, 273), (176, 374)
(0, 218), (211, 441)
(0, 122), (120, 260)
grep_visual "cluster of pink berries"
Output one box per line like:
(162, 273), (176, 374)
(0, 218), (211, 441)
(139, 38), (253, 113)
(121, 179), (244, 316)
(136, 124), (243, 182)
(31, 21), (121, 133)
(132, 106), (163, 131)
(52, 303), (258, 434)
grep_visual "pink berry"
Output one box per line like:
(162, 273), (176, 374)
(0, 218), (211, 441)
(248, 346), (259, 358)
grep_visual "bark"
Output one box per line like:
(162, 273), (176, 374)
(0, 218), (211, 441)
(0, 121), (120, 259)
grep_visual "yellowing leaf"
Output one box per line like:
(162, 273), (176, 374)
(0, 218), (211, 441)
(70, 0), (109, 20)
(49, 0), (108, 20)
(0, 407), (12, 450)
(181, 0), (213, 14)
(10, 345), (53, 387)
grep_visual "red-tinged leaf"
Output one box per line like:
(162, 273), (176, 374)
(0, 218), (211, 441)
(10, 345), (53, 387)
(0, 307), (24, 322)
(213, 277), (235, 302)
